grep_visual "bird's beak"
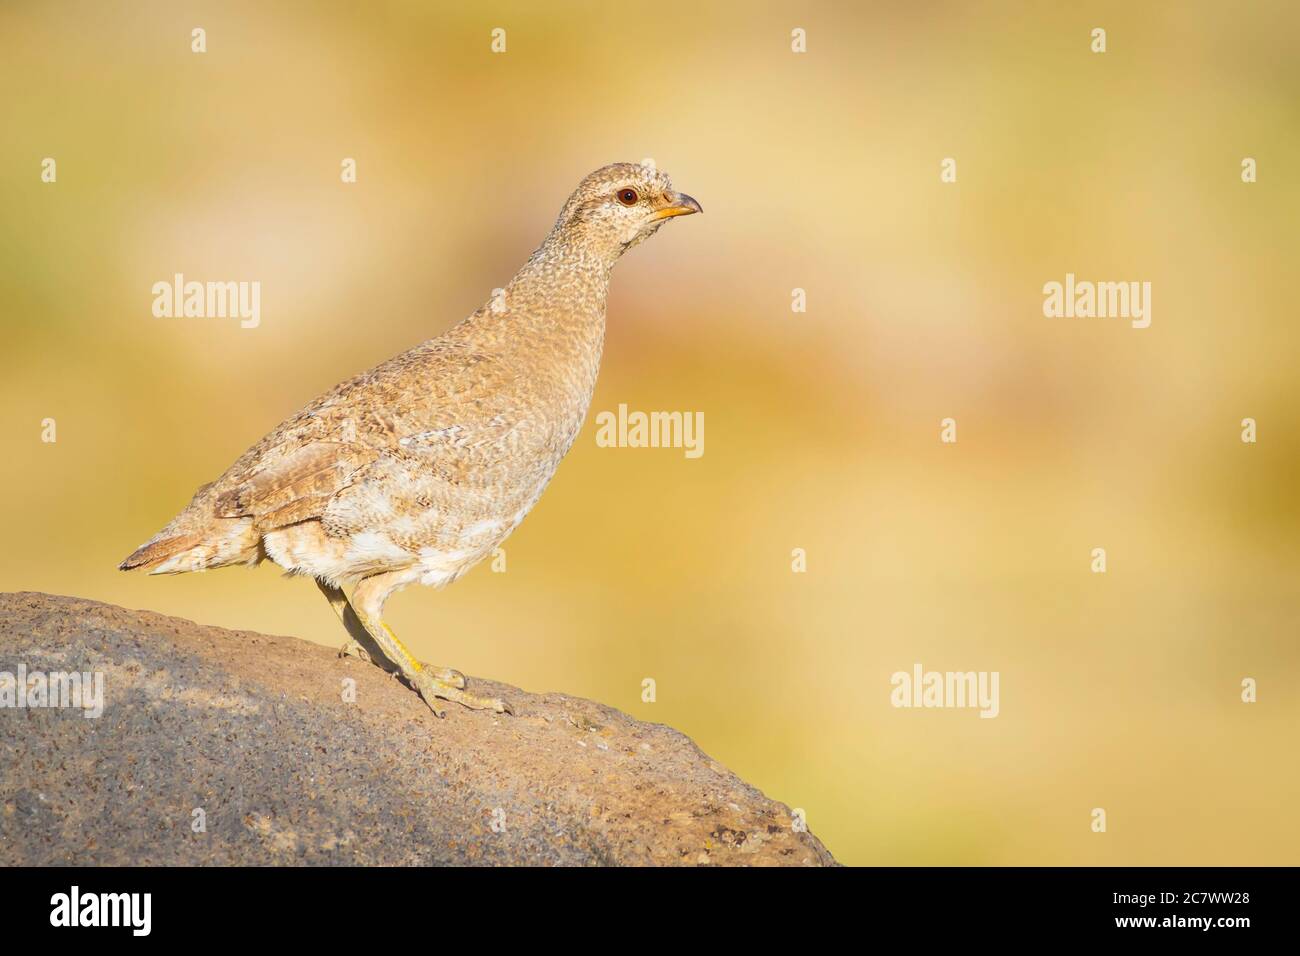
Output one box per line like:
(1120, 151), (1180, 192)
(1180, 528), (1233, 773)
(651, 192), (703, 221)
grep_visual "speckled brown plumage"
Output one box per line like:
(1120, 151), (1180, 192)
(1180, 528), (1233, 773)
(121, 162), (701, 716)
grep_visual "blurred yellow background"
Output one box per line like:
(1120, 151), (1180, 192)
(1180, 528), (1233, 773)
(3, 0), (1298, 865)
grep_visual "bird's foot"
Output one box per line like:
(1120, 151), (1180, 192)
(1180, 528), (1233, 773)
(422, 664), (467, 689)
(337, 637), (372, 664)
(409, 668), (512, 719)
(338, 638), (466, 689)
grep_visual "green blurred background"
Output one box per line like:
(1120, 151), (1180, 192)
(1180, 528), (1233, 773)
(3, 0), (1298, 865)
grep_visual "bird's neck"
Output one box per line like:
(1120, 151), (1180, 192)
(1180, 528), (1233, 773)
(482, 235), (612, 369)
(516, 233), (614, 319)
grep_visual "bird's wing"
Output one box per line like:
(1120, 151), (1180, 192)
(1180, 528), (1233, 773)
(208, 338), (536, 535)
(212, 440), (379, 531)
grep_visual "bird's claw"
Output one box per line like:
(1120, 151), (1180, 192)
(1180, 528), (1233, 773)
(410, 668), (512, 718)
(337, 638), (371, 664)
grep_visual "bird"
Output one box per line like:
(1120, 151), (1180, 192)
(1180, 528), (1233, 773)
(120, 162), (701, 717)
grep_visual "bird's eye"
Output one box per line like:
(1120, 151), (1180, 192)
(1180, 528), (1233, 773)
(617, 188), (639, 206)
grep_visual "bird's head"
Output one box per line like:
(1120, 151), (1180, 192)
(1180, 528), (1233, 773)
(550, 162), (702, 261)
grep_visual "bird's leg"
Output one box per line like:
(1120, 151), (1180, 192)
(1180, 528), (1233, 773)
(316, 578), (466, 686)
(365, 620), (511, 718)
(316, 579), (373, 664)
(350, 572), (511, 718)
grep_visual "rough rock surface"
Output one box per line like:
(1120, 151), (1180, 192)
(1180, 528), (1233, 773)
(0, 592), (835, 866)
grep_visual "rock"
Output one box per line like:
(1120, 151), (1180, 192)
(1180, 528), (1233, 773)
(0, 592), (836, 866)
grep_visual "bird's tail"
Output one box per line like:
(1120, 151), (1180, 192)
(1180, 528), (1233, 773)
(119, 518), (260, 575)
(118, 532), (206, 574)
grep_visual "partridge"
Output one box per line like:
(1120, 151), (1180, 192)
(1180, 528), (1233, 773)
(121, 163), (702, 716)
